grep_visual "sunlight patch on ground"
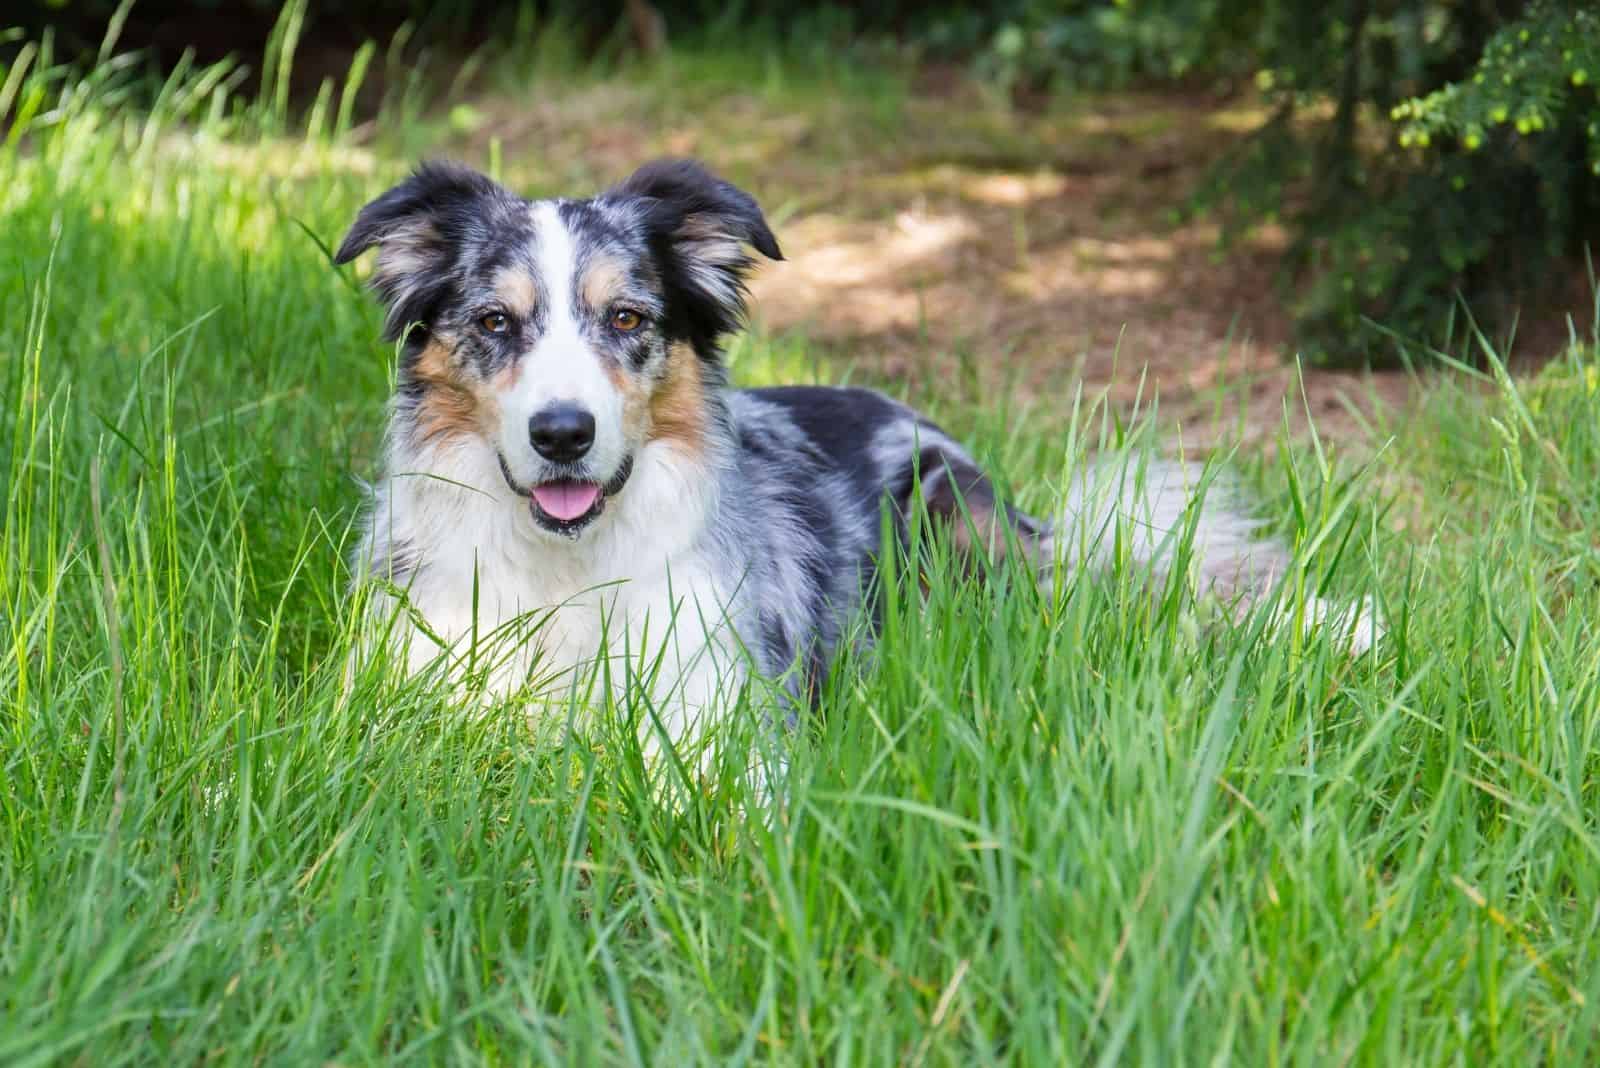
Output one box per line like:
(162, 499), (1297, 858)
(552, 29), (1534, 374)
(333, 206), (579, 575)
(751, 211), (978, 334)
(960, 171), (1069, 206)
(1205, 105), (1279, 133)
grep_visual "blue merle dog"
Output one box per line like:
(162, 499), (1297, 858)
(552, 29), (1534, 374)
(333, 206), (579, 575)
(337, 159), (1379, 755)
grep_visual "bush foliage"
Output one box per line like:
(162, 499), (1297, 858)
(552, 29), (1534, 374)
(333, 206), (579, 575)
(958, 0), (1600, 362)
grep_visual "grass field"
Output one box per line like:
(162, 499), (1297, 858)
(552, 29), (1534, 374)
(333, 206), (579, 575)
(5, 17), (1600, 1066)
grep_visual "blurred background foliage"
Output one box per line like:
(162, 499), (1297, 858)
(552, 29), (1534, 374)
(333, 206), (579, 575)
(10, 0), (1599, 364)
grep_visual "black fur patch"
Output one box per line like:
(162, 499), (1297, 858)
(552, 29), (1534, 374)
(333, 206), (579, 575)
(751, 386), (904, 505)
(335, 161), (534, 349)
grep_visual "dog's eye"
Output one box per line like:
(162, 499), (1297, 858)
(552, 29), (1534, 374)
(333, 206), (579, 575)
(480, 311), (510, 335)
(609, 308), (644, 333)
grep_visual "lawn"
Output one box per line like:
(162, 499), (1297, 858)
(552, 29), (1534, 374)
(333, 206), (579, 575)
(4, 18), (1600, 1066)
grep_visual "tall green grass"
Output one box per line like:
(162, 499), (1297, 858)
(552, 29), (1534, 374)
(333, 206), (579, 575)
(3, 17), (1600, 1065)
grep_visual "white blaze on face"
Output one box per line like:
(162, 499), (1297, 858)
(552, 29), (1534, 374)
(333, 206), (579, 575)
(495, 201), (628, 486)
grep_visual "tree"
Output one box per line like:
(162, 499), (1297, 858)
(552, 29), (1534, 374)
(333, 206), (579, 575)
(969, 0), (1600, 362)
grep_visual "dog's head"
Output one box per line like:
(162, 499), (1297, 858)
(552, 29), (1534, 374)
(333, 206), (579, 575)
(336, 159), (781, 537)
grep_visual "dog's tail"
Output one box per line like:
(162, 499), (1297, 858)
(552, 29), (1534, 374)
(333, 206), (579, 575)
(1032, 456), (1383, 653)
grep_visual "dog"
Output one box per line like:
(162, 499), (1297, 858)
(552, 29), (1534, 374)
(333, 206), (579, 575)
(336, 159), (1379, 755)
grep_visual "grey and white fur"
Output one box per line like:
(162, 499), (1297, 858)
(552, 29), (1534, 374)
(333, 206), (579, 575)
(336, 159), (1379, 753)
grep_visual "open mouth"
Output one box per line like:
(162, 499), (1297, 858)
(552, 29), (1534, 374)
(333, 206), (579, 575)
(497, 453), (634, 537)
(529, 479), (604, 531)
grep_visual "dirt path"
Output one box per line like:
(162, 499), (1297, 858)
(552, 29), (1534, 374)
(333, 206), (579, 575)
(456, 75), (1414, 450)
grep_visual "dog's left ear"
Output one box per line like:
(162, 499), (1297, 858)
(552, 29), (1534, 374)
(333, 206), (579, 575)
(603, 159), (783, 351)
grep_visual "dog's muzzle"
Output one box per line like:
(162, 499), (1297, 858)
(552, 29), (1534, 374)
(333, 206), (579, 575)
(497, 451), (634, 537)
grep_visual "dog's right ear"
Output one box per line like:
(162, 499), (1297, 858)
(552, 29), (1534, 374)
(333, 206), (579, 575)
(601, 159), (782, 355)
(336, 161), (506, 341)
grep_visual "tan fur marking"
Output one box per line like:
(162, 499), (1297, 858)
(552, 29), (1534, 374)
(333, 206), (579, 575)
(946, 504), (1003, 561)
(489, 357), (523, 392)
(920, 500), (1023, 591)
(923, 474), (1045, 576)
(608, 359), (653, 443)
(579, 254), (629, 311)
(493, 267), (538, 318)
(410, 340), (489, 444)
(648, 342), (707, 452)
(411, 340), (454, 384)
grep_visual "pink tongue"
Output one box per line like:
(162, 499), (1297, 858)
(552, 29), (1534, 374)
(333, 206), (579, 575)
(531, 481), (601, 522)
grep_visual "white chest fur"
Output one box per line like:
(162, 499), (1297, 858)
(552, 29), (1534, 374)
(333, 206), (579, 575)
(362, 436), (751, 747)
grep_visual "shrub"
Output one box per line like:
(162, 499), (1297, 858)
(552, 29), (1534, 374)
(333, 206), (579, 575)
(962, 0), (1600, 364)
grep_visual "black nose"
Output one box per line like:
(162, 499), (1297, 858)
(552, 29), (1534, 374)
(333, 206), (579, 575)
(528, 404), (595, 463)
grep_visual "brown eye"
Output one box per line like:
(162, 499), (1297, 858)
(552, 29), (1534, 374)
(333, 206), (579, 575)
(480, 311), (510, 334)
(609, 308), (643, 332)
